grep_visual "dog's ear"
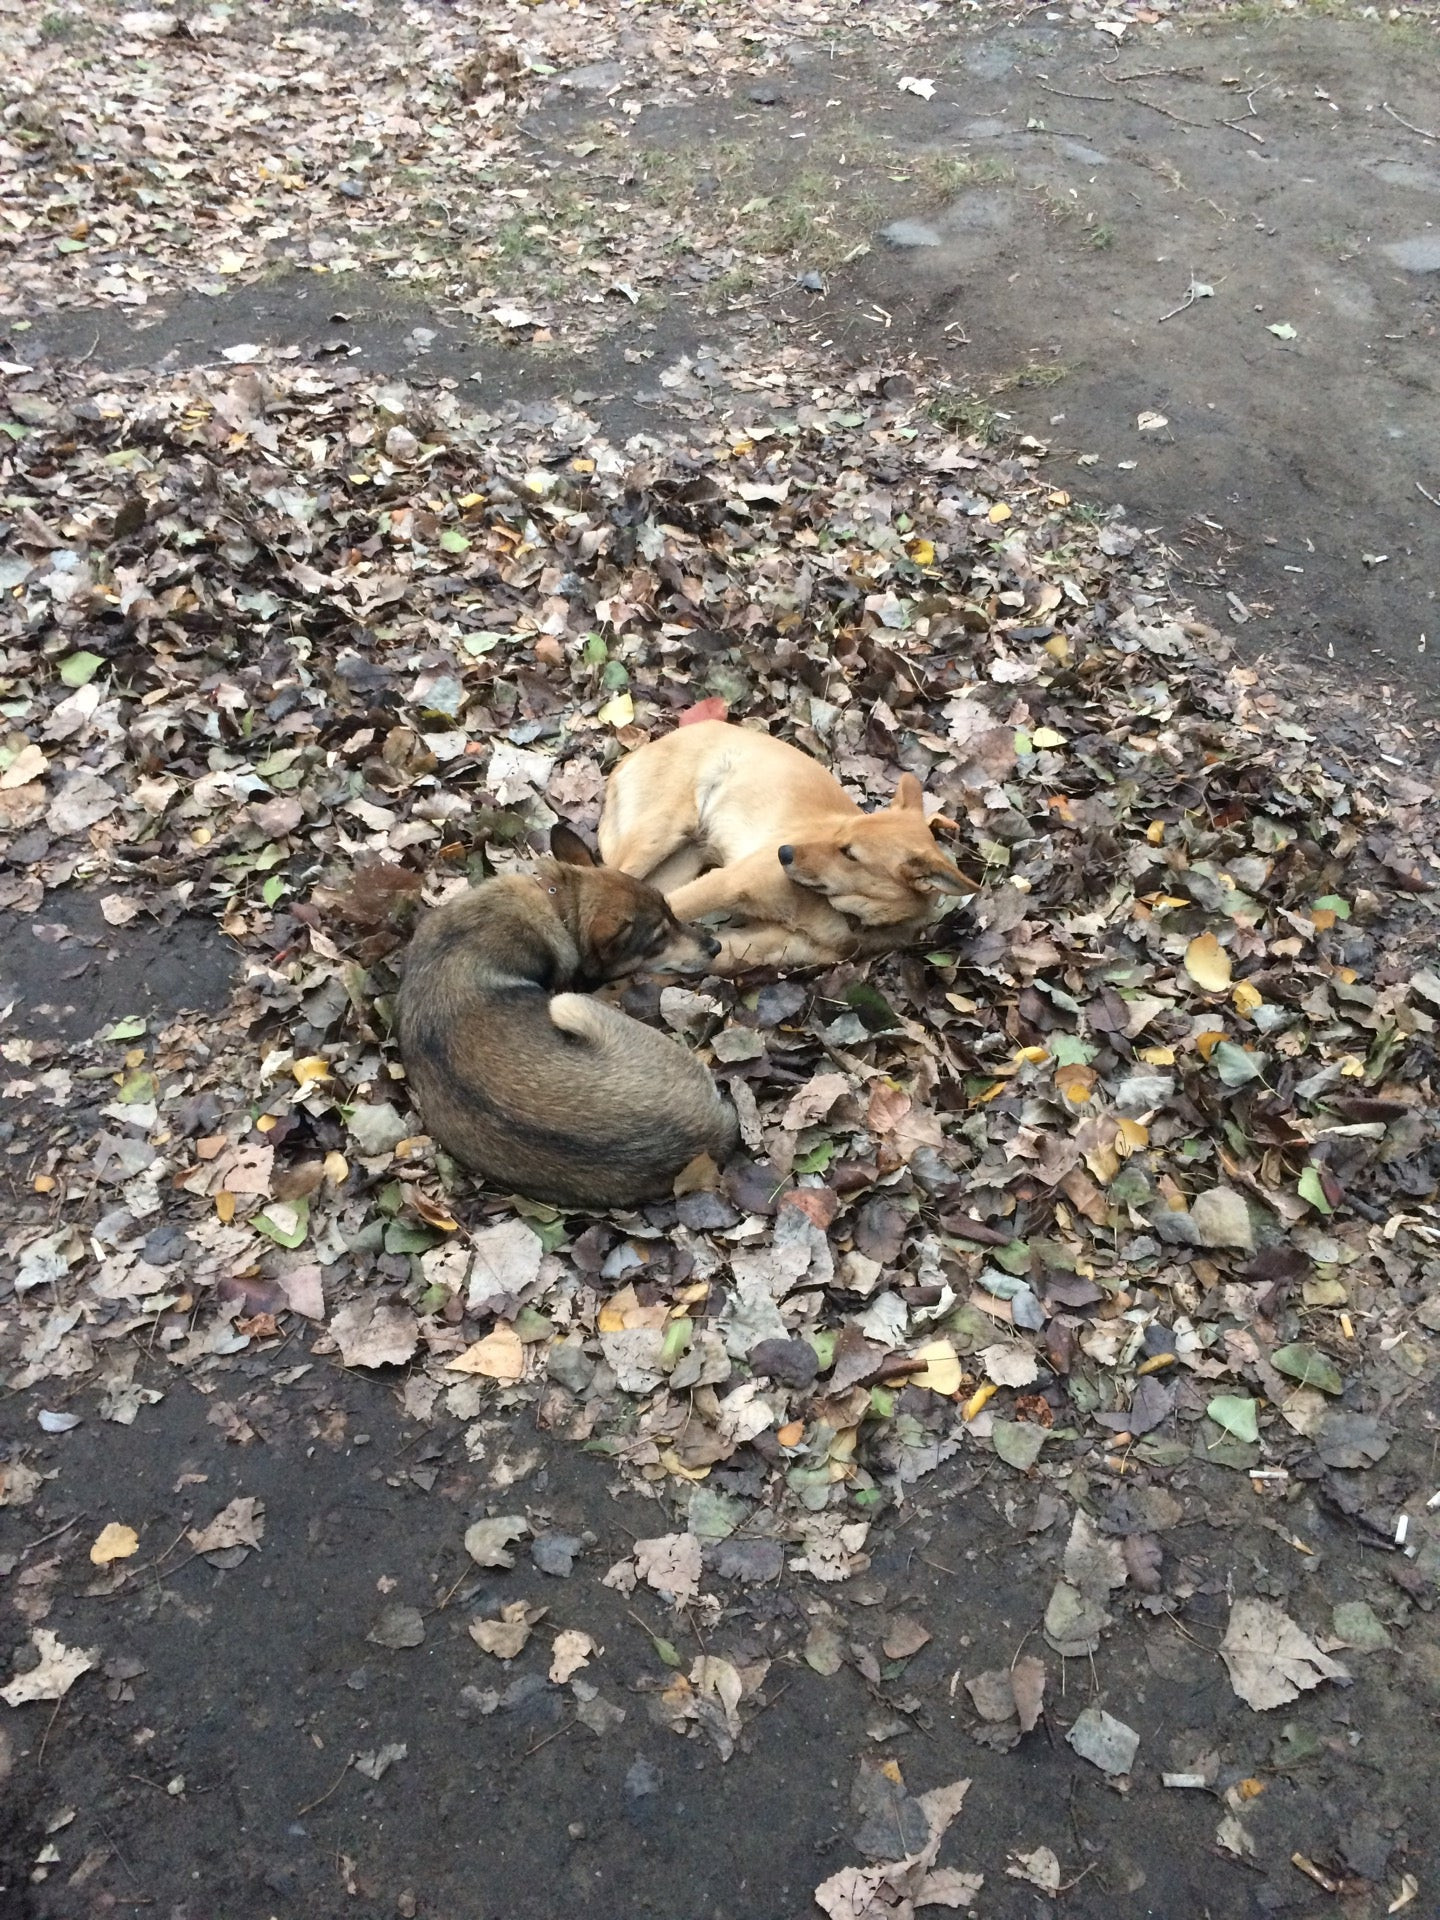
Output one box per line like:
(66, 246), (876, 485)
(927, 811), (961, 836)
(550, 823), (597, 867)
(906, 852), (971, 897)
(893, 772), (925, 813)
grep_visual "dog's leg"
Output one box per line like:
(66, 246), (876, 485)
(711, 925), (845, 973)
(665, 850), (785, 922)
(597, 779), (697, 880)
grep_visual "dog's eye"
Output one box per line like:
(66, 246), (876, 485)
(841, 846), (858, 861)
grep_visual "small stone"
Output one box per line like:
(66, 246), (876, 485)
(748, 1337), (819, 1389)
(880, 219), (942, 250)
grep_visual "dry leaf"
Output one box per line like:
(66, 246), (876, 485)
(1184, 932), (1232, 994)
(1, 1629), (99, 1706)
(549, 1629), (597, 1684)
(188, 1496), (265, 1555)
(89, 1523), (139, 1566)
(448, 1324), (526, 1381)
(1220, 1598), (1350, 1711)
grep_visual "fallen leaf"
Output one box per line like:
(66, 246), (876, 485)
(1184, 932), (1232, 993)
(1220, 1597), (1350, 1710)
(463, 1516), (529, 1569)
(187, 1496), (264, 1555)
(549, 1629), (597, 1683)
(1, 1630), (99, 1707)
(89, 1523), (139, 1566)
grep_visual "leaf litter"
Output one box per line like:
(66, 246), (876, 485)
(1, 1), (1439, 1891)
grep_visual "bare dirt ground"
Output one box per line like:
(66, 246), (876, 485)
(3, 3), (1440, 1918)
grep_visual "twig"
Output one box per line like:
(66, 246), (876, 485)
(1418, 481), (1440, 510)
(36, 1695), (64, 1766)
(1159, 273), (1213, 323)
(22, 1512), (87, 1558)
(73, 331), (101, 367)
(523, 1716), (575, 1757)
(1112, 65), (1206, 82)
(1383, 101), (1439, 142)
(1128, 92), (1208, 128)
(295, 1756), (353, 1818)
(1032, 76), (1115, 104)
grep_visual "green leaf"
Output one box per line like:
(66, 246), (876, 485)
(600, 659), (630, 690)
(583, 633), (608, 665)
(794, 1139), (834, 1175)
(382, 1220), (438, 1255)
(59, 650), (104, 687)
(254, 1198), (310, 1250)
(844, 980), (900, 1031)
(261, 873), (286, 908)
(660, 1316), (692, 1370)
(1207, 1394), (1260, 1445)
(1296, 1165), (1332, 1214)
(1272, 1343), (1343, 1395)
(992, 1239), (1032, 1276)
(512, 1305), (554, 1344)
(650, 1635), (683, 1669)
(868, 1386), (895, 1420)
(438, 527), (470, 553)
(1212, 1042), (1266, 1087)
(97, 1016), (147, 1042)
(54, 236), (88, 254)
(1049, 1033), (1093, 1068)
(1312, 894), (1351, 920)
(991, 1420), (1047, 1470)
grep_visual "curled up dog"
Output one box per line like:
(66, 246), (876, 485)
(397, 828), (737, 1209)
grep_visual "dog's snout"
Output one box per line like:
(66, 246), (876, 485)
(703, 933), (721, 959)
(777, 844), (794, 867)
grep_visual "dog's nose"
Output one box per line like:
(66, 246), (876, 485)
(777, 844), (794, 867)
(703, 933), (721, 959)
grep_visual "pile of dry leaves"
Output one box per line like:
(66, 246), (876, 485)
(3, 334), (1439, 1619)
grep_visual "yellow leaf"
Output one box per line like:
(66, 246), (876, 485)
(33, 1174), (55, 1194)
(657, 1450), (711, 1483)
(1043, 635), (1070, 664)
(1116, 1117), (1149, 1155)
(255, 1113), (277, 1133)
(987, 502), (1012, 524)
(292, 1056), (331, 1085)
(1311, 907), (1336, 932)
(215, 1190), (236, 1223)
(912, 1338), (962, 1396)
(1046, 489), (1071, 507)
(1231, 981), (1263, 1018)
(975, 1079), (1009, 1104)
(1031, 726), (1066, 750)
(323, 1151), (349, 1186)
(1137, 1045), (1175, 1066)
(963, 1381), (998, 1422)
(1194, 1029), (1227, 1061)
(90, 1523), (139, 1566)
(1055, 1062), (1097, 1106)
(1338, 1055), (1365, 1078)
(776, 1421), (805, 1448)
(1184, 932), (1233, 993)
(596, 690), (634, 728)
(1146, 820), (1165, 845)
(1013, 1045), (1049, 1065)
(1136, 1353), (1175, 1376)
(447, 1325), (525, 1382)
(907, 537), (936, 567)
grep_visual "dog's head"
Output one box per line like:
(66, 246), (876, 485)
(544, 825), (720, 981)
(776, 775), (972, 927)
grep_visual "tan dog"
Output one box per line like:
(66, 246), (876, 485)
(397, 828), (737, 1208)
(598, 720), (970, 972)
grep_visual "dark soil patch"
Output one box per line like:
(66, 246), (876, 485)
(23, 273), (713, 446)
(3, 1372), (1437, 1917)
(0, 893), (236, 1046)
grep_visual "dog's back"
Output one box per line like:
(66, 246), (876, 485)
(397, 869), (736, 1208)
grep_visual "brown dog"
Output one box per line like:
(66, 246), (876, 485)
(598, 721), (970, 972)
(397, 828), (737, 1208)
